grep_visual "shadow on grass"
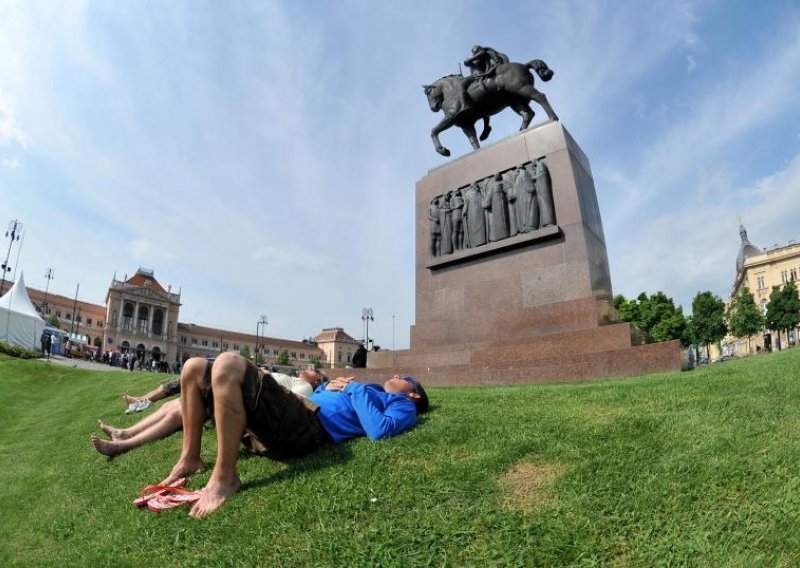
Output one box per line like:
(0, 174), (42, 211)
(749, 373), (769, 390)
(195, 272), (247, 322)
(237, 443), (354, 492)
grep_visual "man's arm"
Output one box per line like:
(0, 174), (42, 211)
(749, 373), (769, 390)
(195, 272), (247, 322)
(343, 382), (417, 440)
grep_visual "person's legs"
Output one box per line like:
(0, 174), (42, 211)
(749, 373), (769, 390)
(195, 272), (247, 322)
(189, 352), (248, 518)
(91, 400), (182, 456)
(160, 357), (209, 486)
(99, 399), (182, 440)
(122, 385), (167, 406)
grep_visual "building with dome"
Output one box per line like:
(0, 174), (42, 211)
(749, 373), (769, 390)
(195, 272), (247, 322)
(722, 225), (800, 356)
(7, 267), (330, 367)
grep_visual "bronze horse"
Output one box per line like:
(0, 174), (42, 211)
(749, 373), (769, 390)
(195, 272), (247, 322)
(423, 59), (558, 157)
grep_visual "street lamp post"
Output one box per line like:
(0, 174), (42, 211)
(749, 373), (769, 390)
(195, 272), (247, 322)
(0, 219), (23, 297)
(42, 268), (54, 316)
(70, 283), (80, 335)
(362, 307), (374, 350)
(256, 315), (268, 363)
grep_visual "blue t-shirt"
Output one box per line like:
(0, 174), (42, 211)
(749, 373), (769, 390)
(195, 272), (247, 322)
(310, 382), (417, 443)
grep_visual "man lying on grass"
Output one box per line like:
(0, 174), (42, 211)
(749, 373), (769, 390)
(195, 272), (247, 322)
(91, 367), (326, 457)
(157, 353), (428, 518)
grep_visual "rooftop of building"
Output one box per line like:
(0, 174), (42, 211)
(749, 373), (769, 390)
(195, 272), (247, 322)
(26, 287), (107, 317)
(177, 322), (322, 351)
(315, 327), (359, 343)
(736, 224), (763, 274)
(731, 227), (800, 297)
(124, 269), (167, 294)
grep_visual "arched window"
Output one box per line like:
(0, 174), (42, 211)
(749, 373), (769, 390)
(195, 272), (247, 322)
(153, 309), (164, 336)
(93, 337), (102, 348)
(152, 346), (162, 361)
(121, 340), (130, 353)
(137, 306), (149, 333)
(123, 303), (134, 330)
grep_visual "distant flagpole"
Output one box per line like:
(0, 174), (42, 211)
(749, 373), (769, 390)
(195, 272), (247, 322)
(70, 283), (80, 335)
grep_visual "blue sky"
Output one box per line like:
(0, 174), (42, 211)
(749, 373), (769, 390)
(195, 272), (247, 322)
(1, 1), (799, 349)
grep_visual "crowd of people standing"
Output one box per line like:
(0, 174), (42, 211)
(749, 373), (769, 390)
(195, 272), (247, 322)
(100, 351), (181, 374)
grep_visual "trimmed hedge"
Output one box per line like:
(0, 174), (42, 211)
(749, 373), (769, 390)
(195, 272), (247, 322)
(0, 341), (41, 359)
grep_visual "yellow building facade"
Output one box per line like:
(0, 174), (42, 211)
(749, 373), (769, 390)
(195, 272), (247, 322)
(313, 327), (362, 368)
(721, 226), (800, 356)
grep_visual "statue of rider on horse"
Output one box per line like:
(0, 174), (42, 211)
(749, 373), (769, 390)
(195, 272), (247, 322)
(423, 45), (559, 157)
(464, 44), (510, 77)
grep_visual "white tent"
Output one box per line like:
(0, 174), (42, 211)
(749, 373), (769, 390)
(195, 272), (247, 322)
(0, 272), (47, 351)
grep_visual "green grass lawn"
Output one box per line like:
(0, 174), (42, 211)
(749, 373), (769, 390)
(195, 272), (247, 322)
(2, 351), (800, 566)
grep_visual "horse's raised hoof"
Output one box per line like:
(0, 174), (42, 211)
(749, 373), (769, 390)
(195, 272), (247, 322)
(437, 147), (451, 157)
(479, 126), (492, 141)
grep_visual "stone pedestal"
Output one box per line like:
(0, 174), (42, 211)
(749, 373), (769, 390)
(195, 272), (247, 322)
(329, 122), (682, 386)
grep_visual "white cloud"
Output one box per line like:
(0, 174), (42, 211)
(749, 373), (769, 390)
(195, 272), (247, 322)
(605, 20), (800, 227)
(686, 54), (697, 73)
(1, 157), (20, 169)
(611, 149), (800, 311)
(127, 238), (175, 264)
(0, 91), (28, 147)
(251, 245), (334, 272)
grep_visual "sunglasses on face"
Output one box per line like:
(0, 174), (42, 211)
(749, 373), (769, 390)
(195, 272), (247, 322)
(395, 374), (420, 394)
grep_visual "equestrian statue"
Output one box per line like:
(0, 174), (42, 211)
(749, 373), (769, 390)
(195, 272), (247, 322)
(423, 45), (559, 157)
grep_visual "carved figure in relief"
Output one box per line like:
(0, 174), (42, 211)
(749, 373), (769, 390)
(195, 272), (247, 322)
(450, 189), (465, 251)
(427, 197), (442, 256)
(514, 164), (538, 232)
(533, 160), (555, 227)
(503, 170), (519, 237)
(482, 174), (509, 242)
(439, 192), (453, 255)
(462, 182), (487, 248)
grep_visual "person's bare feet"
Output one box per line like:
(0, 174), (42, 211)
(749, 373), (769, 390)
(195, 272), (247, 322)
(189, 476), (242, 518)
(160, 457), (205, 487)
(91, 434), (126, 457)
(97, 419), (126, 440)
(122, 394), (139, 406)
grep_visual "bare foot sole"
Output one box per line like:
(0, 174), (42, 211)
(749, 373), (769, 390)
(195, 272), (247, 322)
(189, 477), (242, 518)
(91, 434), (126, 457)
(159, 458), (205, 487)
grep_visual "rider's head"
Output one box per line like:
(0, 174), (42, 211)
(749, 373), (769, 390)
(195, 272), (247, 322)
(471, 45), (483, 55)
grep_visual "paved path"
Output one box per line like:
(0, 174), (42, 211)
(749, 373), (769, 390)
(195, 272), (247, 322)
(43, 355), (130, 372)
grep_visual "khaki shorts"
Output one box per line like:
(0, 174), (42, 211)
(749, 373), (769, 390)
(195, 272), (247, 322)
(161, 378), (181, 398)
(202, 361), (329, 459)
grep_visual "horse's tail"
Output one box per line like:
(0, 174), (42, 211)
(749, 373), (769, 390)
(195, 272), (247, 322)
(527, 59), (554, 82)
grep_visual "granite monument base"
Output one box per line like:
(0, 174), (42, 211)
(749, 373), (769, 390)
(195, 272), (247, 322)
(328, 122), (682, 385)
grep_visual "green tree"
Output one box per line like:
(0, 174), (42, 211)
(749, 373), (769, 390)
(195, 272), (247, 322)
(765, 281), (800, 349)
(613, 294), (640, 324)
(276, 349), (291, 366)
(308, 354), (322, 369)
(46, 314), (60, 328)
(614, 292), (687, 344)
(725, 286), (764, 353)
(690, 291), (727, 360)
(239, 345), (251, 360)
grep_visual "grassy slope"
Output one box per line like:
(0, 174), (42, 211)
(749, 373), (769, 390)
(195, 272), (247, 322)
(1, 351), (800, 567)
